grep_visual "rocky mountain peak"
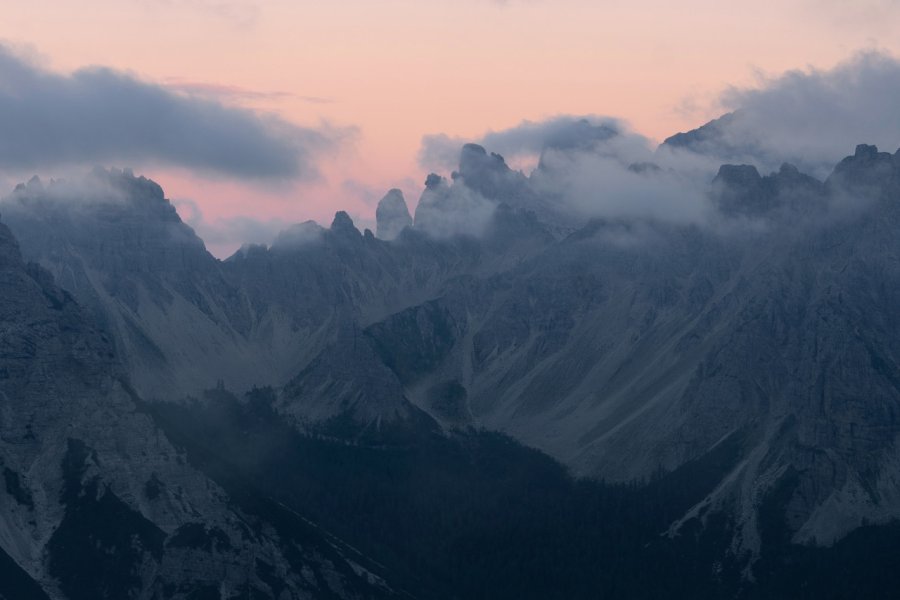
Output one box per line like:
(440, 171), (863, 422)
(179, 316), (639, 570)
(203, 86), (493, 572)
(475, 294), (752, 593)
(779, 162), (800, 176)
(826, 143), (900, 193)
(452, 143), (536, 211)
(714, 163), (762, 186)
(854, 143), (879, 159)
(770, 162), (824, 190)
(711, 164), (767, 216)
(712, 162), (825, 217)
(375, 189), (412, 240)
(330, 210), (361, 236)
(8, 168), (174, 229)
(425, 172), (446, 190)
(457, 143), (510, 181)
(455, 143), (513, 191)
(544, 118), (618, 153)
(3, 169), (209, 269)
(662, 111), (737, 153)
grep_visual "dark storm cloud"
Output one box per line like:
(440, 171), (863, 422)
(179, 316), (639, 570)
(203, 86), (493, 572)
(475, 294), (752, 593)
(0, 46), (353, 180)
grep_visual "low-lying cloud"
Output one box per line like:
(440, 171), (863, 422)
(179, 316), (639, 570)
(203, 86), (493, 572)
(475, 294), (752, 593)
(672, 51), (900, 177)
(0, 45), (353, 180)
(419, 115), (632, 171)
(414, 175), (497, 238)
(173, 197), (289, 254)
(534, 150), (710, 225)
(419, 115), (711, 229)
(416, 51), (900, 235)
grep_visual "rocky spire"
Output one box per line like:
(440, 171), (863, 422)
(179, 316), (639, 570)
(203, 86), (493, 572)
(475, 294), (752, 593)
(375, 189), (412, 240)
(330, 210), (360, 237)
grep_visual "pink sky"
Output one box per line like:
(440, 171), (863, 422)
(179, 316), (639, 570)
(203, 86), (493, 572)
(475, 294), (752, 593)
(3, 0), (900, 255)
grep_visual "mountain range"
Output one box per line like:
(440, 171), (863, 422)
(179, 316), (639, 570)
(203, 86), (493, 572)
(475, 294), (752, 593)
(2, 117), (900, 598)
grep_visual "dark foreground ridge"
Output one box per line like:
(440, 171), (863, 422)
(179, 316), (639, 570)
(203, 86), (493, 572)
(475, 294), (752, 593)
(148, 386), (900, 600)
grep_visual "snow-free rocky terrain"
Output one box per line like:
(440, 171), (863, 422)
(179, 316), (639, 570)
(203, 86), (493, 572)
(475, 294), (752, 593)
(2, 123), (900, 597)
(0, 207), (404, 599)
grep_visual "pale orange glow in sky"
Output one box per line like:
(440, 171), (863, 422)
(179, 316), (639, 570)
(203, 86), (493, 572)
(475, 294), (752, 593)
(3, 0), (900, 255)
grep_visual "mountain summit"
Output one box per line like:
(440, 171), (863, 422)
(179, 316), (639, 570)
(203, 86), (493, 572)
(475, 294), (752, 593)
(375, 189), (412, 240)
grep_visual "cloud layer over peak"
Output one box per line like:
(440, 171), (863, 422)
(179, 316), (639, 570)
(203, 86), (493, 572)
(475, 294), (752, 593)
(667, 51), (900, 176)
(0, 45), (353, 180)
(419, 116), (631, 171)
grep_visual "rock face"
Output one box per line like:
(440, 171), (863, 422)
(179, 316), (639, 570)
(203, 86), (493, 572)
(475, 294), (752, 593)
(0, 169), (252, 400)
(711, 162), (825, 218)
(662, 111), (741, 157)
(1, 168), (549, 415)
(455, 144), (526, 201)
(374, 189), (412, 240)
(369, 145), (900, 553)
(4, 144), (900, 573)
(0, 217), (397, 599)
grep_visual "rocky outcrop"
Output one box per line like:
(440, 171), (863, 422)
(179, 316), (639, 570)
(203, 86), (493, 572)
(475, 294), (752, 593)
(279, 322), (424, 428)
(364, 146), (900, 554)
(826, 143), (900, 193)
(662, 111), (741, 157)
(0, 217), (396, 599)
(0, 168), (255, 399)
(711, 162), (825, 218)
(375, 189), (412, 241)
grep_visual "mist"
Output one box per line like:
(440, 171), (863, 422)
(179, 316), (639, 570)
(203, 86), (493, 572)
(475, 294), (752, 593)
(667, 51), (900, 177)
(413, 174), (498, 238)
(419, 116), (625, 172)
(415, 52), (900, 236)
(418, 116), (713, 232)
(534, 149), (711, 225)
(172, 197), (291, 254)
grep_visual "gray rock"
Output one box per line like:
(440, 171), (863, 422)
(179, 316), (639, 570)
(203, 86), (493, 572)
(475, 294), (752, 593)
(0, 217), (395, 599)
(375, 189), (411, 240)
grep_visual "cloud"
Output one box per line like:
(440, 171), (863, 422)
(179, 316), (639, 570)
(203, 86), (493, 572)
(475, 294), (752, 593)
(0, 45), (354, 180)
(803, 0), (900, 34)
(417, 114), (713, 227)
(4, 169), (135, 207)
(419, 115), (630, 170)
(670, 51), (900, 177)
(413, 175), (497, 238)
(162, 79), (333, 105)
(173, 197), (289, 255)
(418, 133), (468, 172)
(534, 149), (711, 225)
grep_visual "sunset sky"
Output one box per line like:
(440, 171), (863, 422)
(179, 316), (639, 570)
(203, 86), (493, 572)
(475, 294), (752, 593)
(2, 0), (900, 255)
